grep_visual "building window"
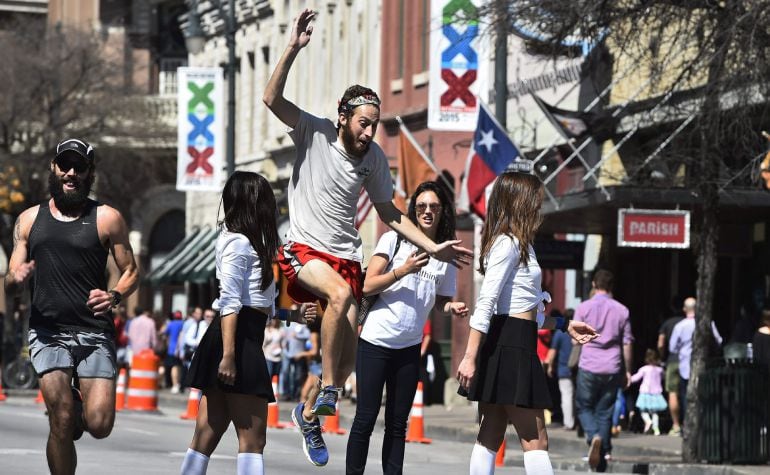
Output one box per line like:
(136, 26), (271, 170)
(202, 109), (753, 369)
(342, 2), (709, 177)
(158, 58), (187, 96)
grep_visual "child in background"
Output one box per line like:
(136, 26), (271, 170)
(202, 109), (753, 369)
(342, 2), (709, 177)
(630, 349), (667, 435)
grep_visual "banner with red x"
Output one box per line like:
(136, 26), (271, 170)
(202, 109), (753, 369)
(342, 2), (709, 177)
(428, 0), (489, 132)
(176, 67), (225, 192)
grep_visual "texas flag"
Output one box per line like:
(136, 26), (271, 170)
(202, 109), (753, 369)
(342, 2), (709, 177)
(459, 102), (521, 218)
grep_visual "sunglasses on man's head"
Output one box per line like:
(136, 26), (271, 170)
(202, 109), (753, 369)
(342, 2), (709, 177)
(55, 156), (89, 174)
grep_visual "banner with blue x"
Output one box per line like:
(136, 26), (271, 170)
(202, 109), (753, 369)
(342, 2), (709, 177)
(177, 67), (224, 192)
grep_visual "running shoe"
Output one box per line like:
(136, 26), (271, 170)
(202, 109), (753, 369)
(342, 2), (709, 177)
(311, 385), (338, 416)
(291, 403), (328, 467)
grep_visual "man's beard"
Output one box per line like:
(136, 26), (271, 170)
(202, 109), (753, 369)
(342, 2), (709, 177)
(340, 124), (370, 158)
(48, 171), (94, 216)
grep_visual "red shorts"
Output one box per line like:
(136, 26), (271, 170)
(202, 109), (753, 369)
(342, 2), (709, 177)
(277, 242), (363, 308)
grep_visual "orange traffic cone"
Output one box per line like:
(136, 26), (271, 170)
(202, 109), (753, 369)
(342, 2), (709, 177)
(495, 440), (506, 467)
(125, 349), (160, 411)
(180, 388), (202, 420)
(115, 368), (127, 412)
(405, 381), (432, 444)
(267, 375), (289, 429)
(0, 379), (6, 402)
(322, 402), (347, 435)
(35, 389), (44, 404)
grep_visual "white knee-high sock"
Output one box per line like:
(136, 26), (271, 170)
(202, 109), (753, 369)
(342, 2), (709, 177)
(522, 450), (554, 475)
(469, 443), (496, 475)
(237, 453), (264, 475)
(181, 448), (209, 475)
(652, 413), (660, 431)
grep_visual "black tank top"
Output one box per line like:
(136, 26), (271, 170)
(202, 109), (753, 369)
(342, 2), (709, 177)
(28, 199), (112, 334)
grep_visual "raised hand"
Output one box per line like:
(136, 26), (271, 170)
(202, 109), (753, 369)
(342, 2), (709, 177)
(289, 8), (316, 49)
(431, 240), (473, 268)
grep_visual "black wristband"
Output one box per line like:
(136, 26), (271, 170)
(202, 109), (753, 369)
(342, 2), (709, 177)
(108, 289), (122, 308)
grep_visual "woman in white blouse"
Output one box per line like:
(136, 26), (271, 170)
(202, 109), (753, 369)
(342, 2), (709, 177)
(456, 172), (598, 475)
(180, 172), (281, 475)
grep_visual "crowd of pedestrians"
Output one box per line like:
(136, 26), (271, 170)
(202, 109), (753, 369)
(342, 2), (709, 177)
(19, 9), (763, 475)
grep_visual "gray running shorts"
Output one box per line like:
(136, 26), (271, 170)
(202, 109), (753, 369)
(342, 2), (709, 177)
(29, 328), (117, 379)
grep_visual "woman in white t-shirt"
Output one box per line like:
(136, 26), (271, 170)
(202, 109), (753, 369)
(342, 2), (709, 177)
(345, 181), (469, 475)
(456, 172), (598, 475)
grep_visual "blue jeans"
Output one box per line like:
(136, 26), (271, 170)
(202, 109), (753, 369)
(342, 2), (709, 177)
(576, 369), (622, 455)
(279, 354), (306, 400)
(266, 359), (281, 379)
(612, 388), (626, 427)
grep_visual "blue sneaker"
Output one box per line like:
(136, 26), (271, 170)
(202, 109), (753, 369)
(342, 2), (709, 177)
(311, 385), (338, 416)
(291, 403), (328, 467)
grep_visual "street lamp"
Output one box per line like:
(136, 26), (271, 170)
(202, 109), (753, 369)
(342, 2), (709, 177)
(184, 0), (237, 178)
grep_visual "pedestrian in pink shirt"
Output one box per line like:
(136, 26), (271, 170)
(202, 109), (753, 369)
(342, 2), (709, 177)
(127, 307), (157, 364)
(630, 349), (667, 435)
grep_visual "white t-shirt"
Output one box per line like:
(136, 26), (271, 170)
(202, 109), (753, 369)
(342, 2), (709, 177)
(287, 111), (393, 262)
(468, 235), (546, 334)
(360, 231), (457, 349)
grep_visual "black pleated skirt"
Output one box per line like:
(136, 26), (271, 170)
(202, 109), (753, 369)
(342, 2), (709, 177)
(460, 315), (552, 409)
(185, 307), (275, 402)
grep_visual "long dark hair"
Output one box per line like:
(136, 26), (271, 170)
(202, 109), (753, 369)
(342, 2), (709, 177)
(217, 171), (280, 291)
(407, 181), (456, 244)
(479, 172), (544, 274)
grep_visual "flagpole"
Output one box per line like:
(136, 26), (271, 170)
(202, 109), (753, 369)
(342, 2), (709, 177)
(395, 116), (455, 191)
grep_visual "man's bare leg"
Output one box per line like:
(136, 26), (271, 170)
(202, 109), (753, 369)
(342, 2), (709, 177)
(39, 369), (77, 475)
(79, 377), (116, 439)
(300, 300), (358, 423)
(302, 376), (323, 421)
(336, 300), (359, 386)
(668, 391), (681, 432)
(296, 259), (357, 414)
(288, 259), (357, 466)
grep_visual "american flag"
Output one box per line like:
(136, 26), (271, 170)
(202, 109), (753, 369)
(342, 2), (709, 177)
(355, 189), (373, 229)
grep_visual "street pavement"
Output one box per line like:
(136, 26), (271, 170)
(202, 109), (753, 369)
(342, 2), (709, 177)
(2, 390), (768, 474)
(0, 394), (591, 475)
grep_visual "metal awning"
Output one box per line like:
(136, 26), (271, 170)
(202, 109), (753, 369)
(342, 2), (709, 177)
(540, 185), (770, 235)
(176, 236), (217, 284)
(146, 228), (218, 285)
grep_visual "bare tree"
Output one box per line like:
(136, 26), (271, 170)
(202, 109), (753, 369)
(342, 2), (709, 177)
(0, 16), (175, 251)
(478, 0), (770, 462)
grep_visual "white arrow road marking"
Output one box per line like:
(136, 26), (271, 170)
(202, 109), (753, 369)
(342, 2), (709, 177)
(122, 427), (159, 436)
(0, 448), (45, 455)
